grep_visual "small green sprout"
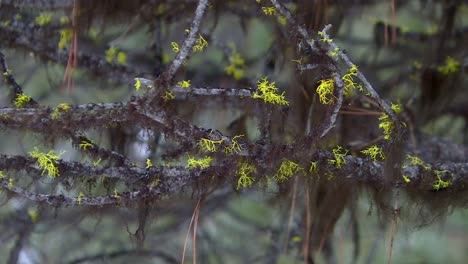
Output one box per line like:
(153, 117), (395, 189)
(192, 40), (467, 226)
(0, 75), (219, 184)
(134, 78), (142, 91)
(342, 65), (358, 97)
(35, 13), (52, 26)
(162, 90), (175, 101)
(50, 103), (70, 119)
(437, 56), (460, 75)
(252, 77), (289, 105)
(198, 138), (224, 152)
(402, 175), (411, 183)
(316, 79), (336, 104)
(328, 146), (348, 168)
(171, 42), (180, 53)
(186, 156), (212, 170)
(236, 162), (256, 189)
(225, 50), (245, 80)
(274, 160), (303, 182)
(8, 178), (14, 189)
(29, 147), (65, 178)
(361, 145), (385, 161)
(262, 6), (277, 15)
(58, 28), (72, 50)
(378, 113), (393, 140)
(0, 171), (4, 179)
(193, 34), (208, 52)
(224, 134), (244, 154)
(79, 140), (93, 151)
(177, 80), (191, 88)
(309, 161), (318, 173)
(14, 93), (31, 108)
(78, 192), (84, 205)
(146, 159), (153, 168)
(433, 170), (451, 191)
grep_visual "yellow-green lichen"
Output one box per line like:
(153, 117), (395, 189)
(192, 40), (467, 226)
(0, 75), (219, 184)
(437, 56), (460, 75)
(50, 103), (70, 119)
(328, 146), (348, 168)
(193, 34), (208, 52)
(225, 50), (245, 80)
(236, 162), (256, 189)
(361, 145), (385, 161)
(316, 79), (335, 104)
(35, 13), (52, 26)
(177, 80), (191, 88)
(274, 160), (303, 182)
(14, 93), (31, 108)
(29, 147), (65, 178)
(186, 156), (212, 170)
(253, 77), (289, 105)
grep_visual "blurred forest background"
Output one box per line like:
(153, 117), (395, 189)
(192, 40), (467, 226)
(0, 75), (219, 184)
(0, 0), (467, 263)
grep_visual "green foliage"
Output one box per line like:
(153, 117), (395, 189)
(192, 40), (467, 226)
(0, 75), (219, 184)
(274, 160), (303, 182)
(186, 156), (212, 170)
(252, 77), (289, 105)
(236, 162), (256, 189)
(28, 147), (65, 178)
(328, 146), (348, 168)
(13, 93), (31, 108)
(146, 159), (153, 168)
(361, 145), (385, 161)
(316, 79), (335, 104)
(0, 170), (4, 179)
